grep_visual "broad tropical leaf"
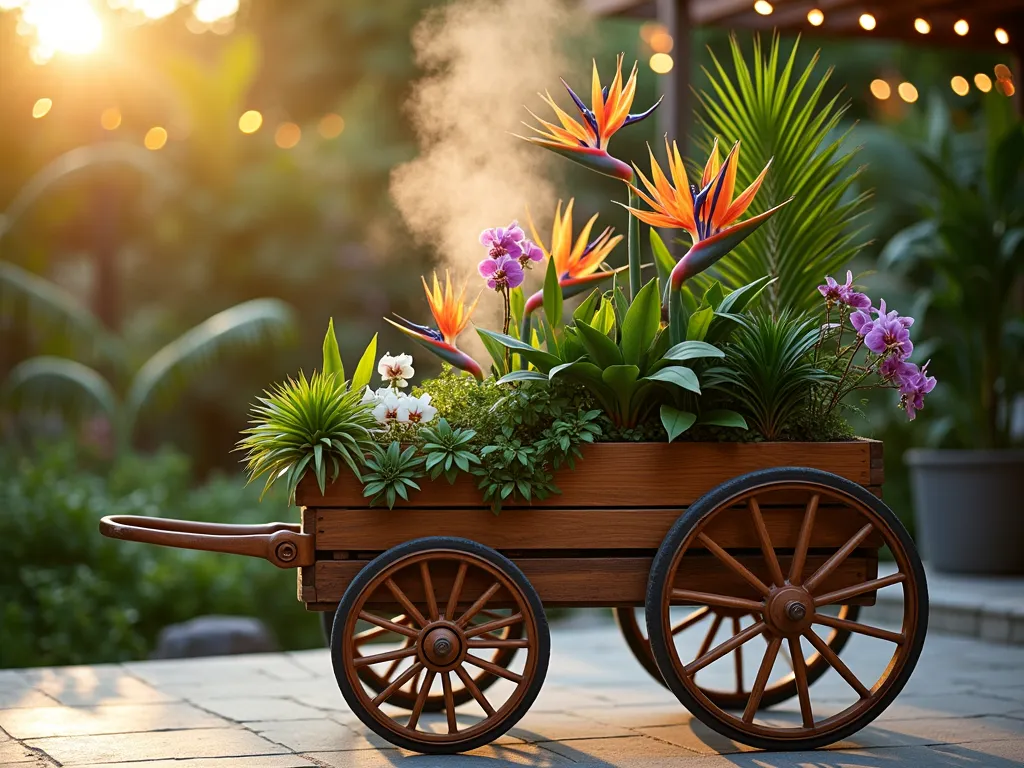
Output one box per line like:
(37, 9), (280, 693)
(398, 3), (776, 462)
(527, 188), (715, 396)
(5, 356), (118, 421)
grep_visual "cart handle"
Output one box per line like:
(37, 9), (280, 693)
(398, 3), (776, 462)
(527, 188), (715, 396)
(99, 515), (314, 569)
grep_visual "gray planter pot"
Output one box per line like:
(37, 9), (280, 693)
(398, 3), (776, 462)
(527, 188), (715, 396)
(905, 449), (1024, 574)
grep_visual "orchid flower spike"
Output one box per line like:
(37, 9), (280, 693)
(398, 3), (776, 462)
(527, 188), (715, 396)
(518, 53), (662, 181)
(385, 271), (484, 381)
(524, 199), (625, 315)
(623, 137), (793, 289)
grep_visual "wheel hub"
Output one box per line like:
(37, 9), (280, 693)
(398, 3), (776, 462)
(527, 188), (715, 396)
(764, 586), (814, 636)
(418, 622), (465, 670)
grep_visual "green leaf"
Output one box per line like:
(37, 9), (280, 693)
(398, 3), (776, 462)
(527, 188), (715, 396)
(572, 289), (602, 325)
(476, 328), (560, 372)
(686, 306), (715, 341)
(477, 328), (510, 375)
(660, 405), (696, 442)
(509, 286), (526, 331)
(650, 230), (676, 288)
(620, 278), (661, 365)
(350, 333), (378, 392)
(644, 365), (700, 394)
(699, 409), (748, 429)
(662, 340), (725, 363)
(592, 298), (616, 336)
(543, 257), (563, 331)
(322, 317), (344, 380)
(497, 370), (548, 384)
(575, 321), (623, 368)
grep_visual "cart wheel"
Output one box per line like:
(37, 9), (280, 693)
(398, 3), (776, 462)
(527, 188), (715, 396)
(331, 537), (549, 754)
(647, 467), (927, 751)
(615, 603), (862, 709)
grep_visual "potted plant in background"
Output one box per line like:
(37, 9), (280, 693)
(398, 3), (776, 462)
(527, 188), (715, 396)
(882, 97), (1024, 574)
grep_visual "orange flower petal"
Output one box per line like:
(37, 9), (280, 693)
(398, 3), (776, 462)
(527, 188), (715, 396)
(720, 157), (773, 228)
(710, 141), (740, 230)
(701, 137), (720, 188)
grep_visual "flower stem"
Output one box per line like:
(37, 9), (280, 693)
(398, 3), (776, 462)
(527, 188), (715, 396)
(826, 337), (864, 413)
(502, 287), (512, 373)
(627, 185), (640, 302)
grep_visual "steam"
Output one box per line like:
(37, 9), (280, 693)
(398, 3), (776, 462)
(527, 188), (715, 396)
(391, 0), (589, 283)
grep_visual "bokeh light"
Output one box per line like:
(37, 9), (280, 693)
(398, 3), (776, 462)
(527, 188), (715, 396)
(101, 107), (122, 130)
(133, 0), (176, 19)
(753, 1), (773, 16)
(950, 76), (969, 96)
(869, 79), (891, 100)
(649, 30), (673, 53)
(807, 9), (824, 27)
(859, 14), (876, 31)
(639, 22), (663, 44)
(16, 0), (103, 63)
(193, 0), (238, 24)
(275, 122), (301, 149)
(144, 126), (168, 150)
(995, 64), (1012, 80)
(995, 28), (1010, 45)
(953, 19), (969, 36)
(914, 18), (930, 34)
(32, 97), (52, 118)
(318, 113), (345, 139)
(649, 53), (674, 74)
(898, 82), (918, 103)
(238, 110), (263, 134)
(974, 74), (993, 93)
(996, 79), (1016, 97)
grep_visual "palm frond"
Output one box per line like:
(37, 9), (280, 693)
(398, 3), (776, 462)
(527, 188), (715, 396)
(697, 34), (869, 314)
(124, 298), (298, 434)
(5, 356), (119, 421)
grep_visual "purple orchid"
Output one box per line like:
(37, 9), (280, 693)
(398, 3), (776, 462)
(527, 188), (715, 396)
(478, 254), (524, 291)
(479, 222), (525, 261)
(879, 356), (916, 382)
(898, 360), (937, 420)
(818, 271), (871, 309)
(518, 239), (544, 268)
(863, 300), (915, 359)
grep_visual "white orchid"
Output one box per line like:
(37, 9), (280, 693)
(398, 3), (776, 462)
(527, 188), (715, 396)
(397, 393), (437, 425)
(378, 352), (414, 388)
(371, 391), (405, 424)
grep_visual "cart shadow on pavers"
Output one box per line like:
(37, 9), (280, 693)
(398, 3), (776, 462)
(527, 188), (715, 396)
(100, 440), (929, 755)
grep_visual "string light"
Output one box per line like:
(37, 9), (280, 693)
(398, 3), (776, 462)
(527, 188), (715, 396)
(914, 18), (930, 34)
(859, 14), (876, 31)
(898, 82), (918, 103)
(869, 79), (891, 100)
(318, 113), (345, 139)
(238, 110), (263, 134)
(953, 19), (969, 36)
(974, 74), (993, 93)
(950, 76), (969, 96)
(650, 53), (674, 74)
(995, 28), (1009, 45)
(32, 97), (52, 118)
(754, 1), (773, 15)
(807, 9), (824, 26)
(144, 127), (168, 150)
(275, 122), (301, 149)
(101, 107), (122, 130)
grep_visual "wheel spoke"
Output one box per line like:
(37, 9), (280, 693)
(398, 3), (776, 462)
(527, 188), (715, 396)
(778, 635), (795, 672)
(421, 561), (439, 621)
(357, 611), (418, 639)
(353, 644), (418, 668)
(672, 606), (710, 635)
(671, 589), (763, 613)
(803, 630), (870, 698)
(814, 612), (905, 644)
(698, 614), (724, 659)
(385, 578), (428, 629)
(464, 654), (525, 683)
(455, 664), (496, 716)
(743, 635), (781, 723)
(406, 670), (436, 731)
(732, 617), (744, 693)
(686, 620), (765, 675)
(788, 636), (814, 728)
(814, 572), (906, 607)
(467, 638), (530, 649)
(371, 662), (423, 706)
(789, 493), (819, 585)
(803, 523), (874, 593)
(441, 671), (457, 734)
(465, 612), (523, 639)
(445, 561), (468, 620)
(749, 498), (784, 588)
(697, 533), (771, 597)
(457, 582), (502, 628)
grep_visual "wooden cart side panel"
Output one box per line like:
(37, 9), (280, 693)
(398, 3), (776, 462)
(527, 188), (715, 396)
(297, 440), (880, 509)
(311, 552), (878, 607)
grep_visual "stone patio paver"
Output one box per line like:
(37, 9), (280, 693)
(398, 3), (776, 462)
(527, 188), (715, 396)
(3, 612), (1024, 767)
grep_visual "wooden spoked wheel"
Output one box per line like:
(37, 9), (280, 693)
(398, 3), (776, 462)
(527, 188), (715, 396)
(323, 607), (523, 713)
(331, 537), (549, 754)
(647, 468), (928, 751)
(614, 602), (861, 709)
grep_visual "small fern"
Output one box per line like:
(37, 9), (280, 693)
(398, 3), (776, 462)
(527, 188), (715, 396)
(362, 441), (425, 509)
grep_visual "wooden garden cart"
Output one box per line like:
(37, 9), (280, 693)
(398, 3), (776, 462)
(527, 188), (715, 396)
(100, 439), (928, 754)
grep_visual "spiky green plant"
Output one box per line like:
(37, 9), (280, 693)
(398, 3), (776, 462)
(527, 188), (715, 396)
(419, 418), (480, 484)
(705, 310), (832, 440)
(238, 371), (378, 503)
(361, 441), (425, 509)
(697, 35), (869, 314)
